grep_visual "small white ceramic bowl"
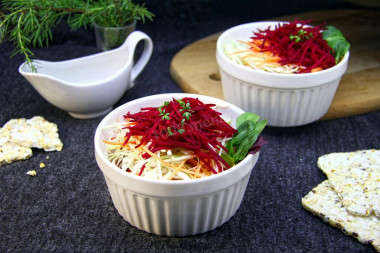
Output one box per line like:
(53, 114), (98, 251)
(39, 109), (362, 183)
(94, 93), (260, 236)
(19, 31), (153, 119)
(216, 21), (349, 127)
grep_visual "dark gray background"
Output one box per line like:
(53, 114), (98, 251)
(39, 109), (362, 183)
(1, 1), (379, 252)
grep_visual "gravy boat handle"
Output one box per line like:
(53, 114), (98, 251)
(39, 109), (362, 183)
(123, 31), (153, 83)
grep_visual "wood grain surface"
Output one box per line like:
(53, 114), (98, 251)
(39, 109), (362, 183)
(170, 9), (380, 120)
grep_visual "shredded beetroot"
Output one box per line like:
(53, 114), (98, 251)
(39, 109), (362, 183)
(123, 98), (237, 174)
(251, 19), (336, 73)
(138, 163), (146, 176)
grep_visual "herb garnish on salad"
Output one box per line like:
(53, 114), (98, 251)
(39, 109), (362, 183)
(104, 98), (267, 180)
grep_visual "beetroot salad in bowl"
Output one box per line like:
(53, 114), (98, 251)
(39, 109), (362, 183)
(94, 93), (267, 236)
(216, 20), (350, 127)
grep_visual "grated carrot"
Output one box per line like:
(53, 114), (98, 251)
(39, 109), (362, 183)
(103, 140), (125, 146)
(311, 67), (323, 72)
(168, 160), (186, 180)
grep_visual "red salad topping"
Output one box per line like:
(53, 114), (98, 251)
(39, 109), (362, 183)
(123, 98), (237, 174)
(251, 19), (336, 73)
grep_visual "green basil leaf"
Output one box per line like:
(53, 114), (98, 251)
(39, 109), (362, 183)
(221, 153), (235, 167)
(233, 131), (259, 161)
(322, 26), (350, 63)
(226, 128), (249, 156)
(255, 120), (267, 135)
(224, 112), (267, 165)
(236, 112), (260, 128)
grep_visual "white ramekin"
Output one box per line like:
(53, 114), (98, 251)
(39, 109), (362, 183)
(216, 21), (349, 127)
(94, 93), (260, 236)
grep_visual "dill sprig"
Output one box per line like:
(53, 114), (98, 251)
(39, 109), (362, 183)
(0, 0), (154, 72)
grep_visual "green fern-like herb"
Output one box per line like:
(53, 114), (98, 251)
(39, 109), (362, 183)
(0, 0), (154, 72)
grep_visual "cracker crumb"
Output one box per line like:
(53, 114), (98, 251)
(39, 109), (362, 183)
(39, 162), (45, 168)
(26, 170), (36, 176)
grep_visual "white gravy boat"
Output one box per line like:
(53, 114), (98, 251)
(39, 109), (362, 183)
(19, 31), (153, 119)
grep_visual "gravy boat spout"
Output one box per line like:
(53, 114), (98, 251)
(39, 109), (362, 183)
(19, 31), (153, 119)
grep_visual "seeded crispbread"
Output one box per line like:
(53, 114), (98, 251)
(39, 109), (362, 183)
(302, 180), (380, 252)
(0, 128), (32, 166)
(317, 150), (380, 217)
(0, 116), (63, 167)
(3, 116), (63, 152)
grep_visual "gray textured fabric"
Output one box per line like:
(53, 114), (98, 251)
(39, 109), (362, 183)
(1, 1), (378, 252)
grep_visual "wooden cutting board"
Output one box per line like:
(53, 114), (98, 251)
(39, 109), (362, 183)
(170, 9), (380, 120)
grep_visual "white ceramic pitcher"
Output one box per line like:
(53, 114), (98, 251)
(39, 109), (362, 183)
(19, 31), (153, 119)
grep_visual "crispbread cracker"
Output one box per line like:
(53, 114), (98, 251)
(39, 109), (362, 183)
(0, 140), (33, 166)
(0, 116), (63, 167)
(3, 116), (63, 151)
(317, 150), (380, 217)
(302, 180), (380, 252)
(0, 127), (32, 166)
